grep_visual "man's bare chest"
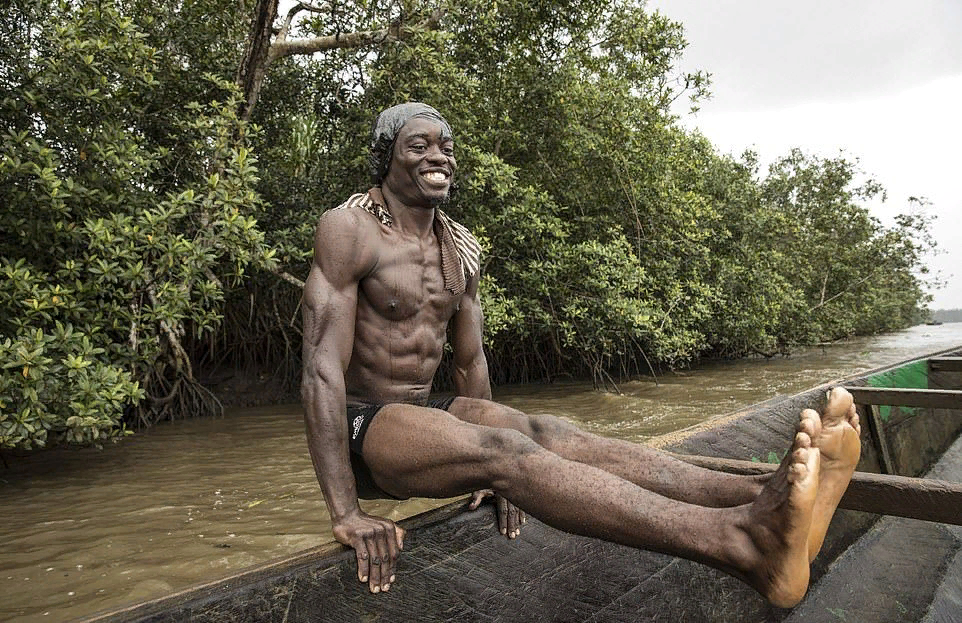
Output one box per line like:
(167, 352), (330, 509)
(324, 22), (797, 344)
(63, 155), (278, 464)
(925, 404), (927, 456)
(359, 236), (460, 322)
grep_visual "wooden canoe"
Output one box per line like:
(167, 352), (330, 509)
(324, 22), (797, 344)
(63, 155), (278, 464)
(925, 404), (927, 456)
(82, 348), (962, 622)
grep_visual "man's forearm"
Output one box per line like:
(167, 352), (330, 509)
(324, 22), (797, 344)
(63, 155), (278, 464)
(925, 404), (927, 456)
(302, 375), (361, 521)
(455, 356), (492, 400)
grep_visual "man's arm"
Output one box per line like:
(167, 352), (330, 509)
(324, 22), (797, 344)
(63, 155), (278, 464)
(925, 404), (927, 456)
(449, 272), (492, 400)
(301, 208), (402, 593)
(450, 272), (525, 537)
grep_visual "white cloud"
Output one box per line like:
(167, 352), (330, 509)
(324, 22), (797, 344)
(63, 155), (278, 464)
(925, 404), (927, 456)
(650, 0), (962, 308)
(655, 0), (962, 108)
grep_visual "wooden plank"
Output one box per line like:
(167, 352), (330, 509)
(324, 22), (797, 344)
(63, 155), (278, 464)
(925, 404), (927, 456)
(671, 453), (962, 526)
(866, 404), (897, 475)
(844, 386), (962, 409)
(930, 357), (962, 372)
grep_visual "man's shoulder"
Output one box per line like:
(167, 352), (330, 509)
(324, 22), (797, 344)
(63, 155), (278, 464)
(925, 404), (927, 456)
(313, 193), (387, 269)
(326, 191), (393, 228)
(317, 193), (386, 235)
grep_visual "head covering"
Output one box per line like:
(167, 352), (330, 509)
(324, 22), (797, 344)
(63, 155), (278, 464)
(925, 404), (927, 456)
(369, 102), (453, 185)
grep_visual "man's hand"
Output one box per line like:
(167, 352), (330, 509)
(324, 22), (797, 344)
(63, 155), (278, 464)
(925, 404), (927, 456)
(469, 489), (525, 539)
(332, 511), (405, 593)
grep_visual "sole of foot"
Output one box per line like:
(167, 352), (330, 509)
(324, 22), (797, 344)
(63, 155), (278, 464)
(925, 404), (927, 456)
(806, 386), (862, 561)
(742, 427), (820, 608)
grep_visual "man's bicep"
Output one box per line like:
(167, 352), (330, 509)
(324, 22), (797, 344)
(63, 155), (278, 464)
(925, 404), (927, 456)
(451, 287), (485, 364)
(302, 265), (357, 376)
(302, 209), (373, 376)
(450, 284), (491, 399)
(450, 270), (489, 363)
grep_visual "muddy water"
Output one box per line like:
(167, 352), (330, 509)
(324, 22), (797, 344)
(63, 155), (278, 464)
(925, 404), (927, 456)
(2, 324), (961, 621)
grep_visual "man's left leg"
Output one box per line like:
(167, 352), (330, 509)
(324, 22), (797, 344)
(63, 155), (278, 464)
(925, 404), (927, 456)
(449, 386), (861, 560)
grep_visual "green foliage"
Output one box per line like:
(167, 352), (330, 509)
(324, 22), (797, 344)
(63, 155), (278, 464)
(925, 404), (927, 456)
(0, 312), (142, 448)
(0, 0), (273, 448)
(760, 150), (936, 343)
(242, 0), (936, 383)
(1, 0), (940, 449)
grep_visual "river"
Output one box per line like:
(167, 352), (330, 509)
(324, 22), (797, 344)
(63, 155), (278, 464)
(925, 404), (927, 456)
(2, 323), (961, 621)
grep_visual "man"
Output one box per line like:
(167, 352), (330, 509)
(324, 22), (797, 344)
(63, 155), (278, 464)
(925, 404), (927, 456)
(300, 103), (862, 607)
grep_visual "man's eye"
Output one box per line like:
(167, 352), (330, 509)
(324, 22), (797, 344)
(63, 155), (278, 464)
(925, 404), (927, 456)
(411, 144), (426, 151)
(442, 147), (455, 156)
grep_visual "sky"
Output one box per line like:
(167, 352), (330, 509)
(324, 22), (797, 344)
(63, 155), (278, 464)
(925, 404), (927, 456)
(647, 0), (962, 309)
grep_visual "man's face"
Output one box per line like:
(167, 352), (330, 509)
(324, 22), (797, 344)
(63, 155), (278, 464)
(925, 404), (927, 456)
(382, 117), (456, 208)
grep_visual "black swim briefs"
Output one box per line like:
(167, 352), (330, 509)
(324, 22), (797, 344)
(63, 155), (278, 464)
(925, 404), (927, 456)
(346, 396), (458, 500)
(346, 395), (457, 454)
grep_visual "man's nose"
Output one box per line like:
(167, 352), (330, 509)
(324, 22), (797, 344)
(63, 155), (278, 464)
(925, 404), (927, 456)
(426, 146), (447, 162)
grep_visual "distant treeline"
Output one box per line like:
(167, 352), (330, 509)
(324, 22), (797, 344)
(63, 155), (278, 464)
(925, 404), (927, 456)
(0, 0), (939, 450)
(931, 309), (962, 323)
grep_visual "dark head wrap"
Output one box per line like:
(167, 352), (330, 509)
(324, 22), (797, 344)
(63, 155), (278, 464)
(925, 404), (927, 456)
(369, 103), (453, 185)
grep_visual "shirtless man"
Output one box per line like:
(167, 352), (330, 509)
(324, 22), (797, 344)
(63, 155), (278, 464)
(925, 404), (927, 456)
(300, 103), (862, 608)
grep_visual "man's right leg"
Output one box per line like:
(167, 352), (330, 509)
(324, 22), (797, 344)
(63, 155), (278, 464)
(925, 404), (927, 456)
(450, 386), (861, 560)
(360, 404), (821, 607)
(449, 397), (767, 507)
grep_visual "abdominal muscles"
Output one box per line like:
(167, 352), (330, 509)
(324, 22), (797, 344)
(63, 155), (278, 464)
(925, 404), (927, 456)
(346, 308), (450, 405)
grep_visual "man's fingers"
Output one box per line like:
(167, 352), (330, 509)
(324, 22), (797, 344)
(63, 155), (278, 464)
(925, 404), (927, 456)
(467, 491), (484, 510)
(497, 495), (509, 535)
(507, 502), (520, 539)
(468, 489), (493, 510)
(366, 535), (383, 593)
(383, 524), (399, 590)
(354, 541), (371, 584)
(336, 515), (402, 593)
(374, 528), (393, 593)
(472, 492), (520, 540)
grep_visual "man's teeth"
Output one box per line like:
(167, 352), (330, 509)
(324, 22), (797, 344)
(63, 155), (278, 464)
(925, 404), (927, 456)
(423, 172), (447, 183)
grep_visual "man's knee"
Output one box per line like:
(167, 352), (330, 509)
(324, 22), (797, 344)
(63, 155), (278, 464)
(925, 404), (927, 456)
(479, 425), (540, 455)
(525, 413), (581, 450)
(477, 426), (542, 485)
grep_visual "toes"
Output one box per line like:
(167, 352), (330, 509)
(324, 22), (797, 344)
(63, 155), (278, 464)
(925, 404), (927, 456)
(800, 407), (821, 427)
(825, 387), (854, 420)
(789, 461), (807, 478)
(789, 446), (818, 480)
(797, 412), (818, 439)
(791, 448), (807, 466)
(794, 431), (812, 450)
(847, 405), (860, 427)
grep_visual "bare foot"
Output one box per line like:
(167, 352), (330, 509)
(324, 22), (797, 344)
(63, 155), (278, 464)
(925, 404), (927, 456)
(807, 386), (861, 561)
(731, 425), (820, 607)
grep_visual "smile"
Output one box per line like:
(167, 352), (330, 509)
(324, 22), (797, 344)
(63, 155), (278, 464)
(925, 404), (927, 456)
(422, 171), (449, 184)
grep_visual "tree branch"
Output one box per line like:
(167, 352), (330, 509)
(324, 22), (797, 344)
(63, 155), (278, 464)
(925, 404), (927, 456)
(236, 0), (279, 122)
(268, 9), (445, 63)
(147, 284), (194, 381)
(807, 270), (878, 313)
(236, 0), (444, 121)
(272, 267), (306, 289)
(278, 1), (331, 43)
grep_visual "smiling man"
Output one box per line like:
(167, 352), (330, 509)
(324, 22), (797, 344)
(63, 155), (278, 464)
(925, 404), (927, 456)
(300, 102), (862, 607)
